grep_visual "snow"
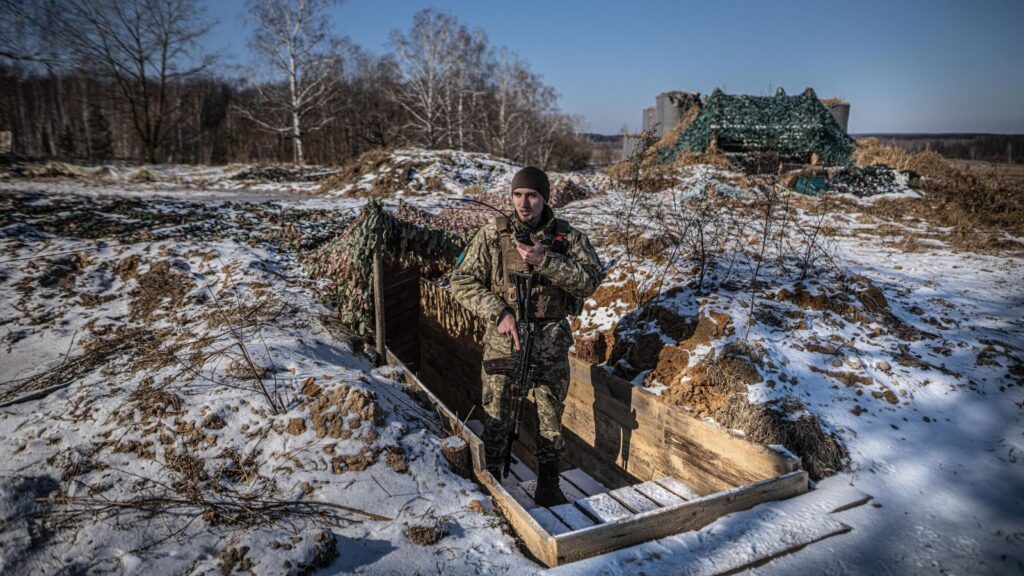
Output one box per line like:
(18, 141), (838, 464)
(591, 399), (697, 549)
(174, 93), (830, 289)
(2, 158), (1023, 574)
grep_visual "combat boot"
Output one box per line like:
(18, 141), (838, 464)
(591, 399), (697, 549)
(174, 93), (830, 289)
(533, 460), (569, 507)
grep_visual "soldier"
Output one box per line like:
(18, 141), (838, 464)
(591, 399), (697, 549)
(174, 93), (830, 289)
(451, 166), (602, 506)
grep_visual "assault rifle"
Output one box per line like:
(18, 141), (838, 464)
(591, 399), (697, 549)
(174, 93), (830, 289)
(481, 271), (537, 479)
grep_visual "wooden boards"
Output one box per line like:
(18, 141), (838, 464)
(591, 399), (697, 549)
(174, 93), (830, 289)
(561, 356), (801, 495)
(553, 469), (810, 565)
(385, 348), (817, 568)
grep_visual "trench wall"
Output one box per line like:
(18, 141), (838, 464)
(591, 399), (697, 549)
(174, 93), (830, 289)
(397, 277), (799, 494)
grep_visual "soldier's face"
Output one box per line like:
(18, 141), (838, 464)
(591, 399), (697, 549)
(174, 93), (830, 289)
(512, 188), (545, 225)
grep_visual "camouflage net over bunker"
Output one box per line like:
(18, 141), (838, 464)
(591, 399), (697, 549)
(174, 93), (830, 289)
(663, 88), (854, 166)
(304, 200), (465, 333)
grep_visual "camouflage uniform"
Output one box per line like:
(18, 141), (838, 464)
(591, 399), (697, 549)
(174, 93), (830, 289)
(451, 205), (602, 469)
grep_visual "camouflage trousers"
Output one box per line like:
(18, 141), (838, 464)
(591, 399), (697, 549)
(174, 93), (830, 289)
(481, 318), (572, 468)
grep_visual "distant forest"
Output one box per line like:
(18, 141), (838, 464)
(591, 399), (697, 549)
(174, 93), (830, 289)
(0, 1), (591, 170)
(852, 134), (1023, 164)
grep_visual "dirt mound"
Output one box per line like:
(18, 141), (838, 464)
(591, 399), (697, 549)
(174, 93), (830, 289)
(659, 346), (761, 416)
(17, 161), (91, 178)
(854, 138), (971, 187)
(601, 305), (700, 380)
(714, 398), (849, 481)
(317, 149), (395, 194)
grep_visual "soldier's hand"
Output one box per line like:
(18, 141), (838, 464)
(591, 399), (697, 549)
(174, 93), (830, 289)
(497, 311), (520, 351)
(514, 239), (546, 266)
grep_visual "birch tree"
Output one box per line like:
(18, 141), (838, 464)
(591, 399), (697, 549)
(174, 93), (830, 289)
(45, 0), (215, 162)
(241, 0), (344, 165)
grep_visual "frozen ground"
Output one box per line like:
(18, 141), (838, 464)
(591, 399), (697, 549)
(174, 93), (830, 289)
(1, 158), (1022, 575)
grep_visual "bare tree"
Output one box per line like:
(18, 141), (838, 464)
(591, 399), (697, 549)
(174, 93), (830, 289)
(240, 0), (346, 166)
(45, 0), (215, 162)
(389, 9), (458, 149)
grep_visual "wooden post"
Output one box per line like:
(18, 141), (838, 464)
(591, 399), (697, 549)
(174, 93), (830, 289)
(373, 218), (385, 363)
(442, 436), (471, 478)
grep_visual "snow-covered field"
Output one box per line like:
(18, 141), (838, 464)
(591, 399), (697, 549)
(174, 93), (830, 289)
(1, 157), (1022, 575)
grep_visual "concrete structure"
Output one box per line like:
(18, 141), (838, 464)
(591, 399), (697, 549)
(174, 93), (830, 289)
(624, 91), (703, 158)
(824, 101), (851, 134)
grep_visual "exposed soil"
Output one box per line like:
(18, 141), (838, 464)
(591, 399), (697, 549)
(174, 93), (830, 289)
(660, 347), (761, 417)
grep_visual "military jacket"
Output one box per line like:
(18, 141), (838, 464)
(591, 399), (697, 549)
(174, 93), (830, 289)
(451, 206), (603, 325)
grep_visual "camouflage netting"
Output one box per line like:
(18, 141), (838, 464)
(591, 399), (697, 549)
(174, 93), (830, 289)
(663, 87), (855, 166)
(303, 200), (465, 333)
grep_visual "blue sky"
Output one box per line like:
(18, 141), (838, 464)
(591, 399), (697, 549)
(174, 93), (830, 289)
(204, 0), (1024, 134)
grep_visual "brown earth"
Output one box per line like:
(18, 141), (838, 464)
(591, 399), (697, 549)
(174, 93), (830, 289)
(309, 385), (385, 439)
(660, 348), (761, 417)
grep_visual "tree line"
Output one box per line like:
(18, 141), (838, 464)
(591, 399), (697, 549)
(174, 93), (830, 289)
(0, 0), (591, 169)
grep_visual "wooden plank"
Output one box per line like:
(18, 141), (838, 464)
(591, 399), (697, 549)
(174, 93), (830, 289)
(510, 459), (536, 482)
(657, 477), (702, 501)
(634, 481), (686, 506)
(561, 468), (607, 497)
(553, 499), (850, 574)
(519, 478), (587, 505)
(475, 467), (557, 566)
(553, 470), (809, 565)
(561, 426), (638, 490)
(549, 503), (595, 532)
(505, 482), (538, 510)
(576, 493), (632, 524)
(561, 386), (740, 493)
(567, 356), (800, 482)
(528, 507), (571, 536)
(608, 486), (660, 514)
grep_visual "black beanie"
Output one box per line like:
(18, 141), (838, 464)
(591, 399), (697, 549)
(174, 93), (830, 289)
(510, 166), (550, 202)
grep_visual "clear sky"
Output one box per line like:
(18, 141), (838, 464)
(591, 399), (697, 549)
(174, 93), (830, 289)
(204, 0), (1024, 135)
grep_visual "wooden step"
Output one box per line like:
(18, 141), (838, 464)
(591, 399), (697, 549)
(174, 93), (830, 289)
(549, 502), (596, 531)
(560, 468), (607, 497)
(657, 476), (702, 501)
(575, 493), (632, 523)
(634, 480), (687, 507)
(528, 507), (571, 535)
(608, 486), (660, 514)
(520, 477), (587, 504)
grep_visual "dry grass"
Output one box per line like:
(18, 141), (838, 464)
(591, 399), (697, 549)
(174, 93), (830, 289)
(853, 139), (1024, 253)
(714, 397), (850, 481)
(854, 137), (975, 187)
